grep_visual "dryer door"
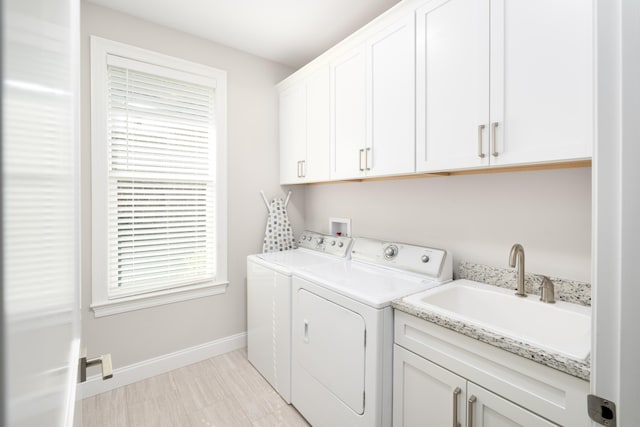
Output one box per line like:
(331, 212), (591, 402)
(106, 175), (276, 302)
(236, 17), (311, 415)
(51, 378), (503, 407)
(296, 288), (366, 414)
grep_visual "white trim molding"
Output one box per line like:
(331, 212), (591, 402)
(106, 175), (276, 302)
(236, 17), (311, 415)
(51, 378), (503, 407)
(90, 281), (229, 318)
(80, 332), (246, 398)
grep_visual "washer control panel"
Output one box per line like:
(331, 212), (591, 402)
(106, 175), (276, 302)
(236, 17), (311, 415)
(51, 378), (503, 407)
(298, 230), (353, 258)
(351, 237), (452, 281)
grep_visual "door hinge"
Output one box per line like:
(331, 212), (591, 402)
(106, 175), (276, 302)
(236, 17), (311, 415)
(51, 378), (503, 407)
(588, 394), (616, 426)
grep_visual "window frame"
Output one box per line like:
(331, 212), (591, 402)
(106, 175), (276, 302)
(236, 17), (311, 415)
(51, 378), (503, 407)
(90, 36), (228, 317)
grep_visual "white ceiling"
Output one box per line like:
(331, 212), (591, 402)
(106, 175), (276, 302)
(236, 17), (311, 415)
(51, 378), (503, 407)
(85, 0), (402, 69)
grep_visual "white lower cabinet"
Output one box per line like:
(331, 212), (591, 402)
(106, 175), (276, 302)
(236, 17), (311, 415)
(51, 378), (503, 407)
(467, 383), (556, 427)
(393, 311), (590, 426)
(394, 346), (556, 426)
(394, 344), (467, 426)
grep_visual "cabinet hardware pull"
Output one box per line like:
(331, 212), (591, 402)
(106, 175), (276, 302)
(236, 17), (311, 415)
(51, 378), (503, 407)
(303, 320), (309, 343)
(359, 149), (365, 171)
(477, 125), (485, 158)
(297, 160), (302, 178)
(491, 122), (499, 157)
(365, 147), (371, 171)
(301, 160), (306, 178)
(468, 395), (477, 427)
(452, 387), (461, 427)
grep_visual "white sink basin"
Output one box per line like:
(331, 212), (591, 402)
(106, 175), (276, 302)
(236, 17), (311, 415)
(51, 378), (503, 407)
(403, 279), (591, 360)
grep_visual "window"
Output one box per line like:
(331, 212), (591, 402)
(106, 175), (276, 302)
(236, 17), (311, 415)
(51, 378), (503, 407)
(90, 37), (228, 317)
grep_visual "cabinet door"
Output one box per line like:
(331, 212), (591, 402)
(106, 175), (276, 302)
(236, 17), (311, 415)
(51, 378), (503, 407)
(393, 345), (467, 427)
(467, 383), (558, 427)
(331, 47), (367, 180)
(367, 14), (416, 177)
(489, 0), (593, 165)
(416, 0), (490, 172)
(305, 65), (331, 182)
(279, 83), (307, 184)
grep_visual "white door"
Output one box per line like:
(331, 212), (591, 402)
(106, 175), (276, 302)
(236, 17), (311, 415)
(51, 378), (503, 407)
(331, 47), (367, 180)
(367, 14), (415, 177)
(467, 383), (557, 427)
(3, 0), (81, 425)
(489, 0), (593, 166)
(393, 345), (467, 427)
(279, 83), (307, 184)
(305, 64), (331, 182)
(416, 0), (490, 172)
(592, 0), (640, 425)
(295, 288), (366, 414)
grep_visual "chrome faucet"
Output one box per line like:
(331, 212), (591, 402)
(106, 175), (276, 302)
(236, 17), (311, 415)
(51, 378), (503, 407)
(508, 243), (527, 297)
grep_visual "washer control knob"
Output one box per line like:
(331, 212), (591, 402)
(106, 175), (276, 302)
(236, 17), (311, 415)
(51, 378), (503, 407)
(338, 242), (344, 248)
(307, 236), (313, 241)
(331, 240), (336, 246)
(384, 245), (398, 260)
(316, 237), (324, 245)
(421, 255), (430, 263)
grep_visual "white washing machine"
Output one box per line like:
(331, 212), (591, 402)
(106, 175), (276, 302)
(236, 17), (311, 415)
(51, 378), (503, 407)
(291, 237), (452, 426)
(247, 231), (353, 403)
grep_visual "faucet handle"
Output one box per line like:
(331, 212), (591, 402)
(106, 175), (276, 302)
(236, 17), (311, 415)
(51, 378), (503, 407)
(539, 275), (556, 304)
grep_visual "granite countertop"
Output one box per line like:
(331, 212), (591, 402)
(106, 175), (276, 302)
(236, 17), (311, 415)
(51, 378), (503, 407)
(392, 261), (592, 381)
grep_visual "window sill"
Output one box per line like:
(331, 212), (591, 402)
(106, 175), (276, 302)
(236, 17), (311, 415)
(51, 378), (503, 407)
(90, 281), (229, 318)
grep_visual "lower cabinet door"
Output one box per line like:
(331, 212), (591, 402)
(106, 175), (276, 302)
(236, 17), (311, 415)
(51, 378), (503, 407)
(393, 344), (467, 427)
(467, 383), (558, 427)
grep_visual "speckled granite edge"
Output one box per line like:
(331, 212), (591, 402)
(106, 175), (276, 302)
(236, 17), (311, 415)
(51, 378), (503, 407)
(392, 299), (590, 381)
(457, 260), (591, 306)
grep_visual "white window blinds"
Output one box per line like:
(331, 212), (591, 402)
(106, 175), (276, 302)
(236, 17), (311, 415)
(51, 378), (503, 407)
(106, 57), (217, 297)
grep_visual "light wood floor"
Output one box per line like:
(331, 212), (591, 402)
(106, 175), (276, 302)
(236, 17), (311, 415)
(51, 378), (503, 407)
(82, 348), (310, 427)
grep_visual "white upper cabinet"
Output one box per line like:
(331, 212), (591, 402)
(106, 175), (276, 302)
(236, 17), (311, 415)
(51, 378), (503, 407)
(279, 0), (594, 182)
(305, 66), (332, 182)
(368, 15), (416, 177)
(279, 64), (331, 184)
(331, 14), (416, 180)
(416, 0), (490, 172)
(416, 0), (593, 172)
(279, 83), (307, 184)
(489, 0), (593, 166)
(331, 47), (367, 180)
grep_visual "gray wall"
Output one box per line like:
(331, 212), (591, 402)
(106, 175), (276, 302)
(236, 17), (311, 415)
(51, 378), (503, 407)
(304, 167), (591, 282)
(80, 2), (302, 369)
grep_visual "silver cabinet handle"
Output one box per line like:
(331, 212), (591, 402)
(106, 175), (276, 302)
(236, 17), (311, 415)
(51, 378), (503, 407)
(452, 387), (461, 427)
(304, 319), (309, 343)
(365, 147), (371, 171)
(491, 122), (499, 157)
(79, 348), (113, 383)
(358, 149), (365, 171)
(296, 160), (302, 178)
(477, 125), (485, 158)
(300, 160), (306, 178)
(468, 395), (477, 427)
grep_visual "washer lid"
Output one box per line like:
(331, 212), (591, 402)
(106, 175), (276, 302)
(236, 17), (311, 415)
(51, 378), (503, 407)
(295, 261), (449, 309)
(251, 249), (342, 271)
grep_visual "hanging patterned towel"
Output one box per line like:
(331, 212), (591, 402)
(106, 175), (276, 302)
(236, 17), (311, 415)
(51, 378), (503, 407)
(263, 197), (296, 253)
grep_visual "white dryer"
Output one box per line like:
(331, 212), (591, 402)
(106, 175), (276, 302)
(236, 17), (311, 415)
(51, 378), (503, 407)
(247, 231), (353, 403)
(291, 237), (452, 426)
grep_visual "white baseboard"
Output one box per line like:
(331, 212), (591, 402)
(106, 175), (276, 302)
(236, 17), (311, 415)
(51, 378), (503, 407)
(80, 332), (247, 398)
